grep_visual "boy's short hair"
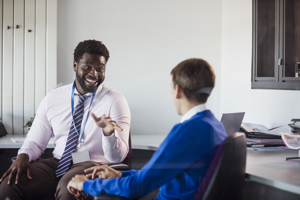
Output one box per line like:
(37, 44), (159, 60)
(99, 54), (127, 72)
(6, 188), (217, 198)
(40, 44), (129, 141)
(73, 39), (110, 63)
(171, 58), (215, 103)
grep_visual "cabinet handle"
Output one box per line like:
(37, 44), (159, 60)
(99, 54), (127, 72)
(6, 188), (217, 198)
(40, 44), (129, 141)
(7, 26), (10, 29)
(16, 25), (19, 29)
(278, 58), (284, 66)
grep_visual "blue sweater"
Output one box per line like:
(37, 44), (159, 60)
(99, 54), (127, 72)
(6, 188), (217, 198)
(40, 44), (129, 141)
(83, 110), (226, 199)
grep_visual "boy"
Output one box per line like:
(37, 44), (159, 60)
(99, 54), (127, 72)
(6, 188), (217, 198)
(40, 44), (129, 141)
(67, 58), (226, 199)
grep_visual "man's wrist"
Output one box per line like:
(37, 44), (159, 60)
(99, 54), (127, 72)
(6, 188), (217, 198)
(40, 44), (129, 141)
(103, 129), (114, 136)
(17, 153), (29, 160)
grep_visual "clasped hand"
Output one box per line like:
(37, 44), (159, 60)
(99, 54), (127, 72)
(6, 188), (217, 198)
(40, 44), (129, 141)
(67, 165), (121, 197)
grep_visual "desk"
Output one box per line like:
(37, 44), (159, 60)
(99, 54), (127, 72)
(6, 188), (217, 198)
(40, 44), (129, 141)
(245, 148), (300, 199)
(0, 134), (166, 150)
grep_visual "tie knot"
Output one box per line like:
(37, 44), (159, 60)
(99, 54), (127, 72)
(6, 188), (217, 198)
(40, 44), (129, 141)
(78, 95), (90, 104)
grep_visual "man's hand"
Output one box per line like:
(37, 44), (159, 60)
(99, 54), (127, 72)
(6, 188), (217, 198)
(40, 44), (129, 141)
(84, 164), (122, 180)
(91, 113), (123, 136)
(0, 153), (32, 184)
(67, 175), (88, 197)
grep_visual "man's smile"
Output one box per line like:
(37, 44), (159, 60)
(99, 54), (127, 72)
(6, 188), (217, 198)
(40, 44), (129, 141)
(84, 78), (98, 87)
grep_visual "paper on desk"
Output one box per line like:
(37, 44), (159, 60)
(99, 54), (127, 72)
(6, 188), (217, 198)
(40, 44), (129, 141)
(271, 125), (300, 138)
(242, 122), (269, 132)
(246, 138), (284, 143)
(242, 122), (282, 136)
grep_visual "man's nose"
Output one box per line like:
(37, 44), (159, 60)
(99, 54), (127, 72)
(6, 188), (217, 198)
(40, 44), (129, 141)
(89, 69), (98, 77)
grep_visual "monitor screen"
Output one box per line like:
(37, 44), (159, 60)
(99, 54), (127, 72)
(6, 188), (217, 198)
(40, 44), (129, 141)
(221, 112), (245, 135)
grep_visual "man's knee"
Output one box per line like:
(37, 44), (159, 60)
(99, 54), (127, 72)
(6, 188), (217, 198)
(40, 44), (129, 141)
(0, 177), (23, 200)
(55, 176), (75, 200)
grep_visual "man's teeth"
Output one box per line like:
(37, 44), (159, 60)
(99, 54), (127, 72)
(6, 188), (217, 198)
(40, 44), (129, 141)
(86, 79), (97, 83)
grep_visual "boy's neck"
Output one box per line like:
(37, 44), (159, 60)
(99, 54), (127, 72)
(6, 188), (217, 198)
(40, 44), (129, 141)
(180, 100), (204, 115)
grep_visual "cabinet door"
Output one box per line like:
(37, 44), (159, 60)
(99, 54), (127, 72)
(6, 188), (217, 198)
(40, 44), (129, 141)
(13, 0), (24, 135)
(283, 0), (300, 78)
(254, 0), (278, 79)
(2, 0), (14, 134)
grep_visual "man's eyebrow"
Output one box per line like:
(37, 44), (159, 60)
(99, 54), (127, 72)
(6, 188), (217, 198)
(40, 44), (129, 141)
(83, 62), (105, 66)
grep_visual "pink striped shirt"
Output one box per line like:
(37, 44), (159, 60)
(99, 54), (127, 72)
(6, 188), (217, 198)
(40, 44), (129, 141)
(18, 83), (131, 163)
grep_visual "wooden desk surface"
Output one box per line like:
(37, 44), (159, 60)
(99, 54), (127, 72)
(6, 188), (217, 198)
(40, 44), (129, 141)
(0, 134), (166, 150)
(246, 148), (300, 195)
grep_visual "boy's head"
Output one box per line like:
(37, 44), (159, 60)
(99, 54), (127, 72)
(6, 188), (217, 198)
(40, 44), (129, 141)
(171, 58), (215, 114)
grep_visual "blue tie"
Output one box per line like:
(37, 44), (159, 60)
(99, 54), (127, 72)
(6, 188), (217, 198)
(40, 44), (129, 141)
(56, 94), (90, 178)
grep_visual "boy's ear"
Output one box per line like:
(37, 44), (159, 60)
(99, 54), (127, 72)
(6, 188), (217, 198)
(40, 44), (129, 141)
(73, 60), (77, 72)
(175, 85), (183, 99)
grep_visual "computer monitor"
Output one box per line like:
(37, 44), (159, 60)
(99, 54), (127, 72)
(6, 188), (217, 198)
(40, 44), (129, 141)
(221, 112), (245, 135)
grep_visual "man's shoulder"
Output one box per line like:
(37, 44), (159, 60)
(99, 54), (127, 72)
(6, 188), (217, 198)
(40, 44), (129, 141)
(47, 83), (72, 97)
(99, 84), (126, 100)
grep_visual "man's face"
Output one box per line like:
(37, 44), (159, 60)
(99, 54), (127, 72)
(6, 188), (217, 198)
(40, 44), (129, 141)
(73, 53), (106, 94)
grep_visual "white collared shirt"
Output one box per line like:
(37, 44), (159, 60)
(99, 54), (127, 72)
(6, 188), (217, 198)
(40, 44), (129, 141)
(19, 83), (131, 163)
(180, 104), (208, 123)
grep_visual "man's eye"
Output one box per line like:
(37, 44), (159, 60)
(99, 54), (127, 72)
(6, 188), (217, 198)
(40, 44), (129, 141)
(84, 66), (91, 70)
(96, 68), (103, 72)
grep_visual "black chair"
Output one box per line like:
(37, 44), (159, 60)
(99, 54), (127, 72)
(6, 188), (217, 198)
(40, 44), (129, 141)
(194, 132), (247, 200)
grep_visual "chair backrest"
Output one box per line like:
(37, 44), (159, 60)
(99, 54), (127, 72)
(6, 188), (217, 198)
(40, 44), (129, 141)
(194, 132), (246, 200)
(120, 133), (132, 169)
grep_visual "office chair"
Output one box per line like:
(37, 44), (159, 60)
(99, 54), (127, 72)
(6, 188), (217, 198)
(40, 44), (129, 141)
(194, 132), (247, 200)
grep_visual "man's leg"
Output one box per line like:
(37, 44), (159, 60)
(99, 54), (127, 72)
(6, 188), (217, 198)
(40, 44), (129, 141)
(55, 161), (96, 200)
(0, 157), (59, 200)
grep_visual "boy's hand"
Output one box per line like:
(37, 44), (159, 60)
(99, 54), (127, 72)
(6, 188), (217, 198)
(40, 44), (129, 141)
(84, 164), (122, 180)
(67, 175), (88, 197)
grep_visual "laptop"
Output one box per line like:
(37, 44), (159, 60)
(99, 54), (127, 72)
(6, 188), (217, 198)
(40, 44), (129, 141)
(221, 112), (245, 136)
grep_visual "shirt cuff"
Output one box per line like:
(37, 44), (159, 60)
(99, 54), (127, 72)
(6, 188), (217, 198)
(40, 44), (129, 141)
(102, 132), (117, 149)
(122, 169), (138, 177)
(17, 149), (34, 162)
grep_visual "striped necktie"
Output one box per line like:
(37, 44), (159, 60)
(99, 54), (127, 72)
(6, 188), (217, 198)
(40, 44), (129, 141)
(56, 94), (90, 178)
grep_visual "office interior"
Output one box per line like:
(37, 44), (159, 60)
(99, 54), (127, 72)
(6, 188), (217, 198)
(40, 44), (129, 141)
(0, 0), (299, 199)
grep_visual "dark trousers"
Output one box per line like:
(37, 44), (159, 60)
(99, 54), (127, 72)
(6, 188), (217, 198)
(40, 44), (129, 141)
(0, 157), (96, 200)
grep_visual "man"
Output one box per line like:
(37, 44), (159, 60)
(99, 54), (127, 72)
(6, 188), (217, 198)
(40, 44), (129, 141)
(67, 58), (227, 199)
(0, 40), (131, 200)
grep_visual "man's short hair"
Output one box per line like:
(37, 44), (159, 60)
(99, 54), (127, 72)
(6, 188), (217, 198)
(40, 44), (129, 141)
(73, 40), (110, 63)
(171, 58), (215, 103)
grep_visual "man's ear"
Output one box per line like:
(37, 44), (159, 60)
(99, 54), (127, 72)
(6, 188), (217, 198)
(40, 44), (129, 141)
(175, 85), (183, 99)
(73, 60), (77, 72)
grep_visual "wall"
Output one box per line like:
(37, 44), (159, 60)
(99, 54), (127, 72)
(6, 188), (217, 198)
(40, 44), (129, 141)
(221, 0), (300, 128)
(57, 0), (222, 135)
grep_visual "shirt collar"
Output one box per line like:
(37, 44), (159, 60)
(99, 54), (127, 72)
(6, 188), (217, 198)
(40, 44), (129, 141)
(180, 104), (208, 123)
(73, 81), (103, 98)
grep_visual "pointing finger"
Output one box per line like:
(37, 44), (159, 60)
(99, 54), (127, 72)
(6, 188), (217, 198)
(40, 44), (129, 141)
(91, 113), (100, 122)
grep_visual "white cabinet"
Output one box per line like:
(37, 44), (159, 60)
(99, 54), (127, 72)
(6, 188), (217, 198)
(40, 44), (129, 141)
(1, 0), (57, 135)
